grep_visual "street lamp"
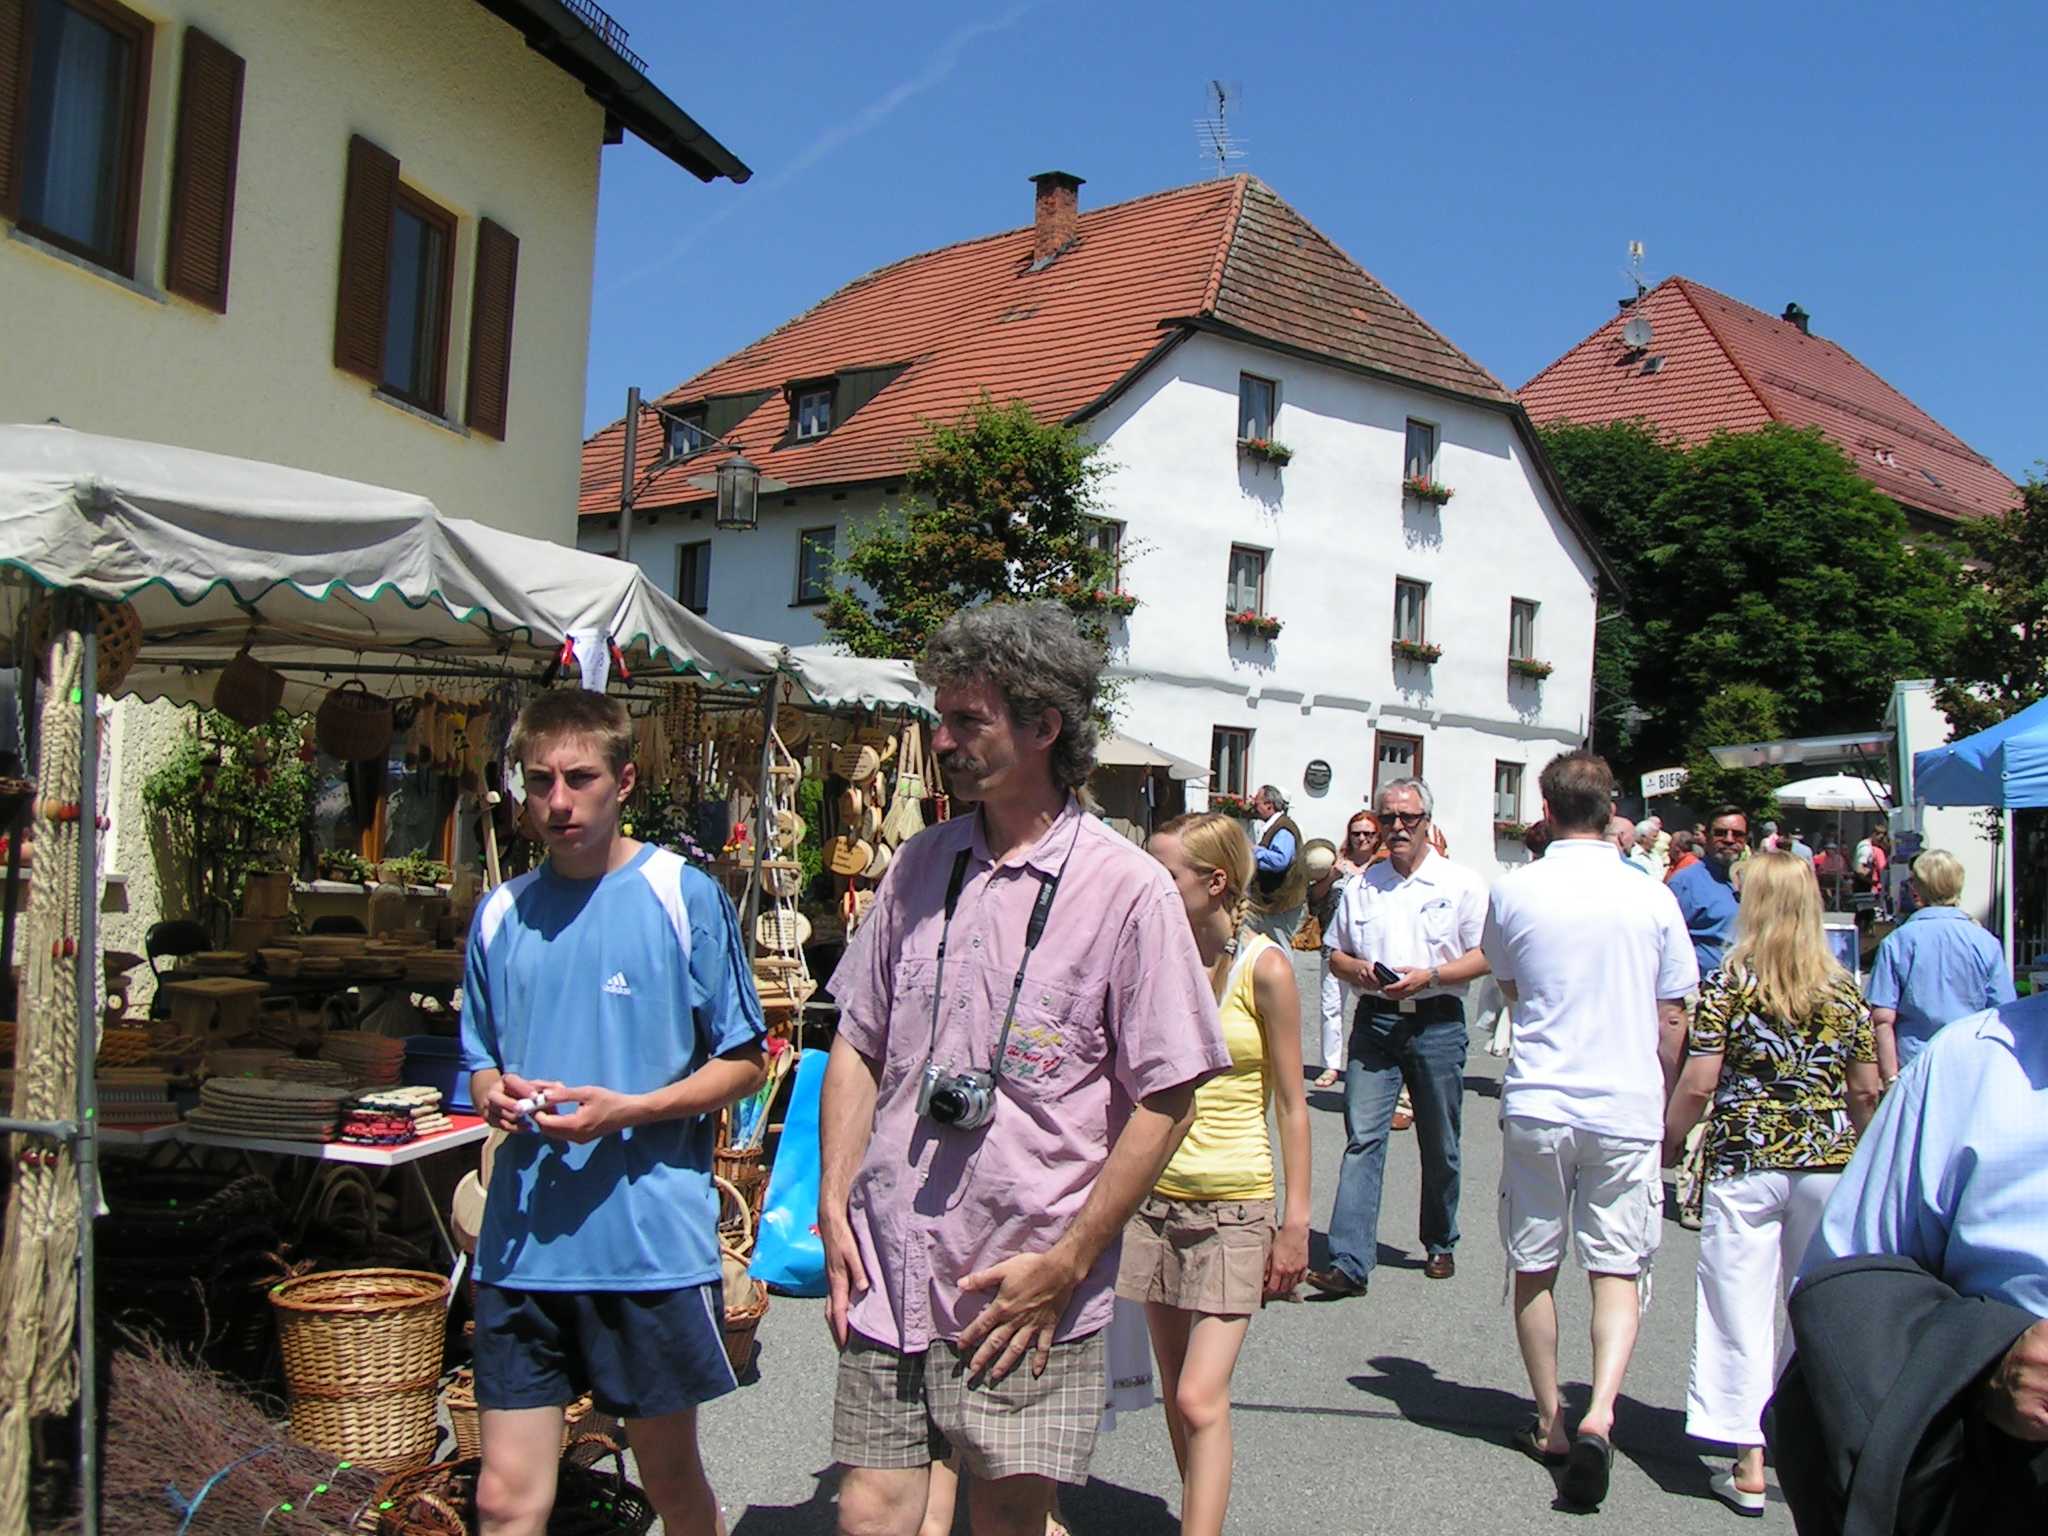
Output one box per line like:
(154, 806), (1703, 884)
(614, 387), (780, 562)
(710, 452), (761, 531)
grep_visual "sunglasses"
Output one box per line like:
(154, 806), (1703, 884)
(1380, 811), (1429, 829)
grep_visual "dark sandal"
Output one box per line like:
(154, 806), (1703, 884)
(1514, 1416), (1567, 1465)
(1562, 1432), (1613, 1506)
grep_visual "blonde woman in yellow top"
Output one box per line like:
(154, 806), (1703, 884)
(1116, 810), (1310, 1536)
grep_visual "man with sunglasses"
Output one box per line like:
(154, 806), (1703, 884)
(1667, 806), (1748, 977)
(1307, 777), (1489, 1296)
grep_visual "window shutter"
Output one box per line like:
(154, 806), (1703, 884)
(465, 217), (519, 439)
(0, 0), (25, 220)
(333, 133), (398, 381)
(164, 28), (245, 313)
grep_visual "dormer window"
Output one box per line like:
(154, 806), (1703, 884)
(667, 412), (708, 459)
(796, 389), (833, 439)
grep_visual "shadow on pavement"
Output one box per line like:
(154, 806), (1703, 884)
(731, 1467), (841, 1535)
(1058, 1476), (1179, 1535)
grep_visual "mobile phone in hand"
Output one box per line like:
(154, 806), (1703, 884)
(1371, 961), (1402, 987)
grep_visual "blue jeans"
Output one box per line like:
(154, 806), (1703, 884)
(1325, 998), (1467, 1284)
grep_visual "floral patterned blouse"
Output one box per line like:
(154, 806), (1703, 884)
(1689, 967), (1877, 1181)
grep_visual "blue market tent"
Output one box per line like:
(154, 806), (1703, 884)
(1913, 693), (2048, 810)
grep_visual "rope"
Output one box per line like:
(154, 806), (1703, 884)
(0, 629), (94, 1535)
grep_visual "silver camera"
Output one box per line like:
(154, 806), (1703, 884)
(917, 1062), (998, 1131)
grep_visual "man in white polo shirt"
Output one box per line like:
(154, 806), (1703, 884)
(1306, 776), (1489, 1296)
(1481, 750), (1697, 1508)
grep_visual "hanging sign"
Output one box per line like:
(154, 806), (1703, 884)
(1303, 759), (1333, 793)
(1640, 767), (1689, 799)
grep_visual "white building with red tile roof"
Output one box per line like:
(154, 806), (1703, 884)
(580, 174), (1609, 862)
(1520, 276), (2019, 530)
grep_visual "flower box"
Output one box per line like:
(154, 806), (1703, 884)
(1494, 819), (1530, 840)
(1094, 588), (1140, 617)
(1227, 609), (1284, 640)
(1390, 639), (1441, 664)
(1238, 437), (1294, 467)
(1508, 657), (1554, 680)
(1209, 792), (1257, 818)
(1403, 474), (1454, 506)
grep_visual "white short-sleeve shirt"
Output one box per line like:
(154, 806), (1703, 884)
(1329, 848), (1489, 1000)
(1482, 838), (1699, 1141)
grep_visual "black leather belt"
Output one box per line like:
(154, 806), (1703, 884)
(1357, 994), (1465, 1024)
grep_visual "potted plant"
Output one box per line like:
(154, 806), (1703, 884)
(1508, 656), (1554, 680)
(1493, 819), (1530, 841)
(1227, 609), (1284, 639)
(1403, 473), (1454, 506)
(1238, 436), (1294, 467)
(1208, 791), (1256, 818)
(1391, 639), (1442, 664)
(1097, 588), (1140, 617)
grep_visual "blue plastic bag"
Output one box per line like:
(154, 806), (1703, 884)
(749, 1047), (827, 1296)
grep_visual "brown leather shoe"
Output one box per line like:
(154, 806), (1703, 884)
(1423, 1253), (1456, 1280)
(1304, 1265), (1369, 1298)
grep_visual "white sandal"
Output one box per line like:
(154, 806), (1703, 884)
(1711, 1470), (1765, 1516)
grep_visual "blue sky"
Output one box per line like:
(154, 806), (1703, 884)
(583, 1), (2044, 484)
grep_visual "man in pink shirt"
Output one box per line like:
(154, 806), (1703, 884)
(821, 603), (1230, 1536)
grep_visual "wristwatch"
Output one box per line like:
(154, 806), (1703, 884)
(1427, 965), (1442, 990)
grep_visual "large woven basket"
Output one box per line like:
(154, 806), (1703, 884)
(442, 1370), (596, 1462)
(316, 680), (395, 761)
(213, 646), (286, 728)
(29, 596), (142, 693)
(271, 1267), (450, 1471)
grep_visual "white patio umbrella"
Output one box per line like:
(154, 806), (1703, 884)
(1772, 773), (1888, 812)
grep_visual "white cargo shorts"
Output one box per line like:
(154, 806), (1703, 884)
(1498, 1115), (1662, 1276)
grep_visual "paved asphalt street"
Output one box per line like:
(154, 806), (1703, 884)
(681, 952), (1779, 1534)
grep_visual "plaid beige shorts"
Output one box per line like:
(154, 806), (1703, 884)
(831, 1328), (1106, 1485)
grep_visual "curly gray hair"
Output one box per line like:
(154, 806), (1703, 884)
(918, 602), (1104, 790)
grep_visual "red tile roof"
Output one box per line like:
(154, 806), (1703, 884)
(580, 176), (1513, 519)
(1518, 276), (2017, 524)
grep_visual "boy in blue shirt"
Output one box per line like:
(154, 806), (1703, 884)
(461, 689), (766, 1536)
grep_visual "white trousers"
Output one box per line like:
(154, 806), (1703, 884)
(1685, 1166), (1840, 1446)
(1317, 948), (1354, 1069)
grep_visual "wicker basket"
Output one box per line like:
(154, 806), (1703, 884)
(442, 1370), (595, 1462)
(29, 596), (142, 693)
(213, 646), (285, 728)
(316, 680), (395, 762)
(714, 1139), (767, 1225)
(370, 1435), (655, 1536)
(270, 1267), (450, 1471)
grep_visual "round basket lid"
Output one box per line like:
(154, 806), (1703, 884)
(836, 785), (865, 821)
(775, 809), (807, 850)
(860, 803), (884, 842)
(834, 744), (881, 783)
(825, 835), (873, 877)
(754, 909), (813, 952)
(862, 840), (892, 880)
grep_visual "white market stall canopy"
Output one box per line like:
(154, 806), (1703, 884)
(1097, 731), (1209, 782)
(1772, 773), (1890, 813)
(0, 423), (788, 708)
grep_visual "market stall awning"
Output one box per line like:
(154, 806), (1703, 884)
(0, 423), (780, 709)
(1708, 730), (1893, 770)
(1095, 732), (1209, 782)
(1912, 694), (2048, 808)
(774, 644), (933, 718)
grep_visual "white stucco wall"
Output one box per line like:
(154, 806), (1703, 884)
(1888, 680), (1996, 927)
(601, 332), (1602, 876)
(0, 0), (604, 541)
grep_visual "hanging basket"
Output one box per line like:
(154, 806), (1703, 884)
(29, 596), (142, 693)
(317, 680), (395, 762)
(213, 646), (286, 728)
(269, 1267), (450, 1471)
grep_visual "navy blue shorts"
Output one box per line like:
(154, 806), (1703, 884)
(472, 1280), (737, 1420)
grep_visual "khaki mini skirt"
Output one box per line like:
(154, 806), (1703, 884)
(1116, 1194), (1275, 1315)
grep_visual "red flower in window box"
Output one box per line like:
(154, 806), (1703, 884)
(1508, 656), (1554, 680)
(1208, 791), (1256, 817)
(1227, 609), (1284, 639)
(1493, 819), (1530, 840)
(1403, 474), (1454, 505)
(1391, 639), (1442, 664)
(1238, 437), (1294, 466)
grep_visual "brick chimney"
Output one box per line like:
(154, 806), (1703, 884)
(1030, 172), (1084, 268)
(1783, 302), (1811, 335)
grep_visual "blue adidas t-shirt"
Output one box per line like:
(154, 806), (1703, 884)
(460, 844), (764, 1291)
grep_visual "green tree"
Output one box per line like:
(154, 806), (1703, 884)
(820, 395), (1122, 659)
(1540, 422), (1960, 778)
(1680, 683), (1787, 819)
(1933, 474), (2048, 737)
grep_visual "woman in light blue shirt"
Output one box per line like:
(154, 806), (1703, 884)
(1864, 849), (2014, 1085)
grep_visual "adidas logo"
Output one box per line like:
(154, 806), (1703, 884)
(602, 971), (632, 997)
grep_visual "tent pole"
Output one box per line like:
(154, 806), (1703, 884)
(2003, 809), (2016, 977)
(74, 618), (101, 1536)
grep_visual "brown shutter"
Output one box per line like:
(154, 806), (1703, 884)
(333, 133), (398, 381)
(164, 28), (245, 312)
(0, 0), (26, 220)
(465, 217), (519, 440)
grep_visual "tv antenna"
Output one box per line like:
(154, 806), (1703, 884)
(1619, 239), (1654, 350)
(1196, 80), (1246, 178)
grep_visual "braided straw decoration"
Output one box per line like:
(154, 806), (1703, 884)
(0, 629), (94, 1536)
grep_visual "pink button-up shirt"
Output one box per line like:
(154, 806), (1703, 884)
(830, 799), (1229, 1352)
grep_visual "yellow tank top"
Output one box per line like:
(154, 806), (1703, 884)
(1154, 934), (1277, 1201)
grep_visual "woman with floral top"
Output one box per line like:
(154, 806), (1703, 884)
(1663, 852), (1883, 1516)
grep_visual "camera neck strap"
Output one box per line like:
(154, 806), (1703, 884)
(924, 812), (1083, 1083)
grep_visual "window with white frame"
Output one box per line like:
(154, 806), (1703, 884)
(1238, 373), (1277, 440)
(1211, 727), (1252, 799)
(1509, 598), (1538, 660)
(794, 525), (835, 604)
(795, 388), (833, 439)
(667, 412), (708, 459)
(1394, 578), (1428, 642)
(1227, 546), (1267, 613)
(676, 541), (710, 614)
(1494, 761), (1524, 822)
(1404, 418), (1438, 480)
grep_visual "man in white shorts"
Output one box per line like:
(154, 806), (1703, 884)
(1481, 751), (1697, 1509)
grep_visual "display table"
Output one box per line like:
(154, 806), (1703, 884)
(158, 976), (270, 1037)
(177, 1112), (487, 1260)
